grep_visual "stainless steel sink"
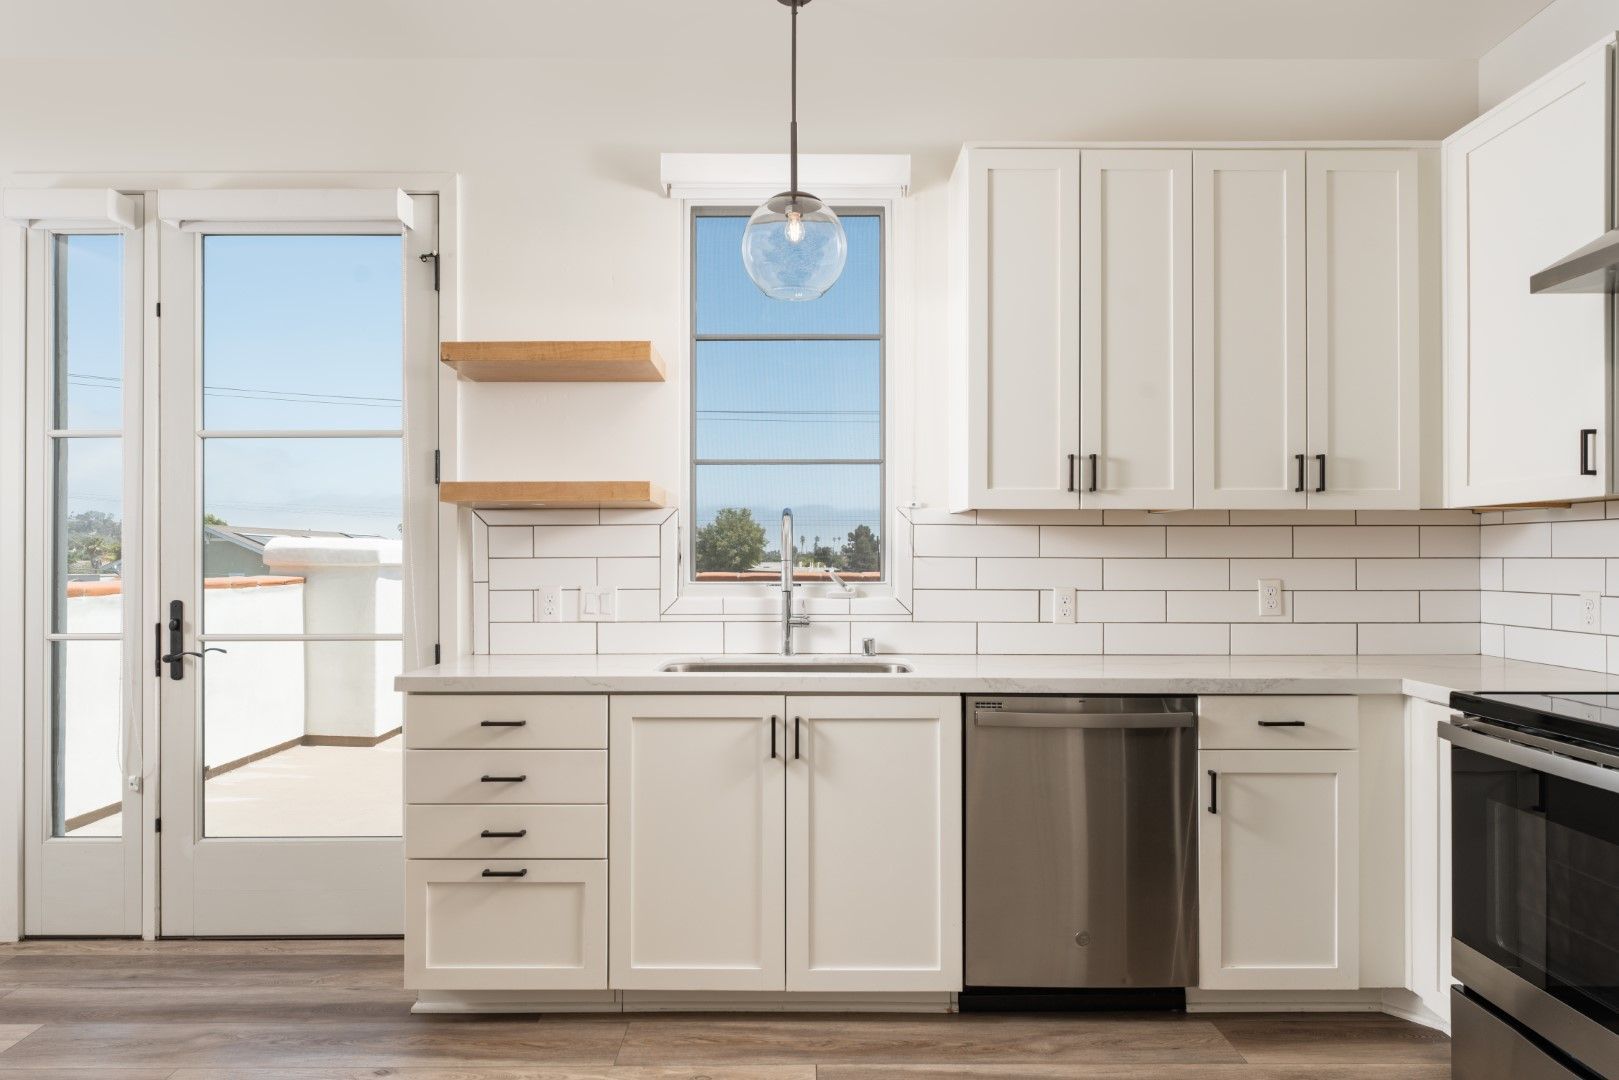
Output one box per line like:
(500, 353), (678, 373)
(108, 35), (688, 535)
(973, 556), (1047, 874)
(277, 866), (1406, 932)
(659, 657), (914, 674)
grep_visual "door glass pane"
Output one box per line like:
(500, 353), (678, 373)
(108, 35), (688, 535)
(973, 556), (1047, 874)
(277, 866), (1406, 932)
(202, 235), (403, 430)
(694, 340), (880, 460)
(54, 437), (123, 632)
(201, 438), (402, 634)
(692, 463), (881, 581)
(202, 640), (402, 837)
(53, 234), (124, 430)
(53, 640), (123, 837)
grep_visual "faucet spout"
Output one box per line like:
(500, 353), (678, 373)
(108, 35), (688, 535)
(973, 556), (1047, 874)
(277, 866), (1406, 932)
(780, 508), (809, 655)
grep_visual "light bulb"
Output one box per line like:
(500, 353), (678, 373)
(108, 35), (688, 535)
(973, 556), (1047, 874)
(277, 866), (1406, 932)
(741, 193), (847, 301)
(785, 209), (805, 244)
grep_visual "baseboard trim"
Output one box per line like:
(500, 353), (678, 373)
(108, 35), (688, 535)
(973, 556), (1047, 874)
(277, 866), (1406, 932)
(62, 801), (121, 833)
(203, 728), (401, 780)
(412, 989), (957, 1014)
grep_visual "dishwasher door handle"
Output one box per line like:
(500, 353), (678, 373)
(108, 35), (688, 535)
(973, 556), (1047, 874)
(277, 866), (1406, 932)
(974, 710), (1195, 729)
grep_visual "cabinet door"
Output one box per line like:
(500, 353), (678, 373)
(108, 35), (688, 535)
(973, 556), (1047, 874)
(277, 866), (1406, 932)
(609, 695), (785, 990)
(1306, 151), (1421, 509)
(404, 859), (606, 990)
(1193, 150), (1308, 508)
(1080, 149), (1193, 509)
(785, 696), (962, 991)
(1444, 42), (1612, 506)
(952, 147), (1081, 510)
(1199, 749), (1359, 990)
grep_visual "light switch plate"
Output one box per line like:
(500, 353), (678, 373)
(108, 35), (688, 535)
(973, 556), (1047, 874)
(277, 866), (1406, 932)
(581, 585), (616, 622)
(537, 587), (563, 623)
(1258, 579), (1284, 617)
(1052, 587), (1076, 624)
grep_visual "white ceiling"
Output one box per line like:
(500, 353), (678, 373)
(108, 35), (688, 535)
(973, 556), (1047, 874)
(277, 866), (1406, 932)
(0, 0), (1558, 61)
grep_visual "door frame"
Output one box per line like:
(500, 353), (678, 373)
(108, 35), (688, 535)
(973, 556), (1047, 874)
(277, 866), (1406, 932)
(0, 172), (459, 941)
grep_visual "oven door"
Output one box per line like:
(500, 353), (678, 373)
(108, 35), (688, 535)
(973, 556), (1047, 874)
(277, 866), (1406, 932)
(1443, 719), (1619, 1079)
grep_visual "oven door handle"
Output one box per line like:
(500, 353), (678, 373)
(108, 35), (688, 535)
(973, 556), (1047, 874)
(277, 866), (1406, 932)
(1440, 721), (1619, 796)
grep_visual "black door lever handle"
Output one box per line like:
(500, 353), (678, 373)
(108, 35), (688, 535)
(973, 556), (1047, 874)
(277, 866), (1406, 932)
(161, 648), (227, 663)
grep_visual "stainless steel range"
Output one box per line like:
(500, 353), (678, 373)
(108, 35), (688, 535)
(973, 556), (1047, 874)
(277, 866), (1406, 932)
(1445, 691), (1619, 1080)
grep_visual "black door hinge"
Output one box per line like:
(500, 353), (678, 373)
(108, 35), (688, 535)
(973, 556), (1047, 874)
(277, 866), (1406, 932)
(154, 817), (161, 833)
(419, 250), (440, 291)
(434, 643), (441, 665)
(433, 449), (441, 485)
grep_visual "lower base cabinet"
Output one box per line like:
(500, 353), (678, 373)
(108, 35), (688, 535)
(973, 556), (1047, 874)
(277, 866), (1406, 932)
(404, 859), (607, 990)
(610, 694), (962, 993)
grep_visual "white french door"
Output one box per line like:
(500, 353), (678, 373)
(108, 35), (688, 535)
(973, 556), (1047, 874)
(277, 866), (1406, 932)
(155, 195), (439, 935)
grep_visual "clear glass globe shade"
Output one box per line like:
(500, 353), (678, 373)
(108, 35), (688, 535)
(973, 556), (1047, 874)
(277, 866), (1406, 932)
(741, 193), (848, 301)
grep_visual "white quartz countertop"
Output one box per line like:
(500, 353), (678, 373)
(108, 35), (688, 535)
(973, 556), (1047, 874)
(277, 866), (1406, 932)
(396, 653), (1619, 706)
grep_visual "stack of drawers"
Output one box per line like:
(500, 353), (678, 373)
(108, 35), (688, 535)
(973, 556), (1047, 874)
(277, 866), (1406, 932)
(403, 694), (608, 990)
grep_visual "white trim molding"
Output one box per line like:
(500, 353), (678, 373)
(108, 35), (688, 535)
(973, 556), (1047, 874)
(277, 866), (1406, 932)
(156, 187), (416, 230)
(2, 188), (137, 231)
(660, 154), (911, 200)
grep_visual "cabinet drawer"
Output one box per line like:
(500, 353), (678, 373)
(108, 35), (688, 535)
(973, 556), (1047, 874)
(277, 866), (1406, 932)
(406, 694), (606, 749)
(406, 804), (607, 859)
(1198, 696), (1358, 750)
(405, 859), (606, 990)
(405, 749), (607, 804)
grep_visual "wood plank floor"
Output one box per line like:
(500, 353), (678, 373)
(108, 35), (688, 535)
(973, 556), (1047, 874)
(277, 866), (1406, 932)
(0, 940), (1450, 1078)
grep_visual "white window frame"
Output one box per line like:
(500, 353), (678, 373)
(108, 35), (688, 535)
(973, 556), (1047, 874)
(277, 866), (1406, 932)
(0, 173), (459, 942)
(668, 190), (915, 617)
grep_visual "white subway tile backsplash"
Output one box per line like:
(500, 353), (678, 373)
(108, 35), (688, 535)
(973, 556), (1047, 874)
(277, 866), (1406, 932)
(1481, 523), (1550, 558)
(471, 518), (490, 583)
(1103, 510), (1228, 525)
(1481, 623), (1504, 656)
(1042, 526), (1165, 558)
(534, 524), (658, 558)
(976, 557), (1102, 590)
(1501, 558), (1606, 596)
(913, 524), (1039, 557)
(1502, 626), (1607, 672)
(615, 589), (663, 622)
(1105, 623), (1229, 655)
(1228, 558), (1356, 591)
(487, 526), (534, 558)
(1072, 591), (1165, 622)
(978, 623), (1103, 654)
(597, 622), (724, 654)
(1420, 591), (1481, 623)
(913, 557), (976, 589)
(1104, 559), (1229, 591)
(1357, 559), (1478, 591)
(1167, 590), (1287, 623)
(1231, 510), (1355, 525)
(1480, 558), (1503, 591)
(861, 623), (977, 654)
(1293, 591), (1418, 623)
(1231, 623), (1357, 655)
(1358, 623), (1480, 655)
(1294, 526), (1418, 558)
(724, 621), (851, 655)
(1480, 590), (1552, 629)
(488, 557), (597, 590)
(488, 590), (535, 622)
(1419, 527), (1481, 557)
(1357, 510), (1479, 525)
(471, 583), (489, 654)
(478, 509), (600, 525)
(1552, 518), (1619, 558)
(489, 622), (595, 654)
(1166, 526), (1291, 558)
(598, 557), (661, 588)
(912, 590), (1038, 623)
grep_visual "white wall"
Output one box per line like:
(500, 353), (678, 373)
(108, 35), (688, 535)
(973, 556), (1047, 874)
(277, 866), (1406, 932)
(1479, 0), (1619, 109)
(0, 56), (1479, 515)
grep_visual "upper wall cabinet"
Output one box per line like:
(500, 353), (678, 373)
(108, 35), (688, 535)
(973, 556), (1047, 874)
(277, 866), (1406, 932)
(950, 144), (1424, 512)
(1444, 40), (1614, 508)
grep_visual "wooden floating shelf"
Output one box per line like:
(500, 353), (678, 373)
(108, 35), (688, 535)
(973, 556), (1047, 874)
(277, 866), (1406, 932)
(440, 341), (666, 383)
(439, 480), (668, 510)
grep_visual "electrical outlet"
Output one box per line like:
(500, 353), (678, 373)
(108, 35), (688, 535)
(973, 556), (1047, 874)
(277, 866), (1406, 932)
(581, 585), (616, 622)
(1582, 592), (1602, 631)
(1052, 587), (1076, 624)
(1258, 579), (1284, 617)
(537, 587), (563, 623)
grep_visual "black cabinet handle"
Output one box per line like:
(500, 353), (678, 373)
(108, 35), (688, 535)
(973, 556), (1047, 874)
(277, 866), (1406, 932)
(1207, 770), (1218, 815)
(480, 829), (528, 838)
(1581, 428), (1599, 476)
(770, 715), (778, 760)
(1067, 453), (1077, 493)
(1088, 453), (1099, 493)
(1257, 720), (1306, 728)
(1315, 454), (1327, 493)
(1295, 453), (1306, 493)
(479, 719), (527, 728)
(481, 868), (528, 878)
(794, 716), (803, 760)
(479, 774), (527, 783)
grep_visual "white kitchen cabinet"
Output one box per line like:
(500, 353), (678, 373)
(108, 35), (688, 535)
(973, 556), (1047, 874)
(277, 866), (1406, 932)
(949, 147), (1081, 511)
(1306, 150), (1421, 509)
(785, 696), (962, 991)
(1199, 749), (1360, 990)
(1444, 39), (1614, 507)
(609, 695), (785, 991)
(1193, 150), (1308, 509)
(1080, 149), (1194, 509)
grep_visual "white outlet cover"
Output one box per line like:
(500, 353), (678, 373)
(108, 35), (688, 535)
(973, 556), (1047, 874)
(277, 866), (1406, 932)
(1258, 579), (1284, 617)
(1581, 592), (1602, 631)
(1052, 587), (1076, 624)
(537, 586), (563, 623)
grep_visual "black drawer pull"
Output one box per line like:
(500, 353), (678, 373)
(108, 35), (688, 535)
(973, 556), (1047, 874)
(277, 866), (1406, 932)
(480, 719), (527, 728)
(1207, 770), (1218, 815)
(1257, 720), (1306, 728)
(480, 774), (527, 783)
(481, 868), (528, 878)
(481, 829), (528, 838)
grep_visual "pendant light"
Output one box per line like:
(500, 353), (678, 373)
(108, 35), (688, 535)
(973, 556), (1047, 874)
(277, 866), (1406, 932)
(741, 0), (847, 302)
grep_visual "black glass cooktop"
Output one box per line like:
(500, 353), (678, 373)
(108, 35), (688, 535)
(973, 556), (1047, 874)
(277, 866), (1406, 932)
(1452, 691), (1619, 755)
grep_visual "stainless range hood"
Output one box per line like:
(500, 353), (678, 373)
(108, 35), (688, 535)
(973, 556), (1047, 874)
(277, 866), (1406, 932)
(1531, 227), (1619, 293)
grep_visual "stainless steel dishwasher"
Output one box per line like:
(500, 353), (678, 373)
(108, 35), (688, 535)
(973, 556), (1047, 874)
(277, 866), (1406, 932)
(965, 695), (1198, 1001)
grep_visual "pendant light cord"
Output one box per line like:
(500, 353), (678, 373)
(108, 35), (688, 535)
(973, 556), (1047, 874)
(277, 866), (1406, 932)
(789, 1), (799, 196)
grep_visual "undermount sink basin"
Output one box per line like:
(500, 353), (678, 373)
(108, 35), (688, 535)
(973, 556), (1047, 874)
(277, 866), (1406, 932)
(659, 657), (914, 674)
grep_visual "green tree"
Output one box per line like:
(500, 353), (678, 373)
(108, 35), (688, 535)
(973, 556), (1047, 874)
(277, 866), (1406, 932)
(203, 513), (229, 527)
(694, 507), (767, 573)
(839, 524), (880, 572)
